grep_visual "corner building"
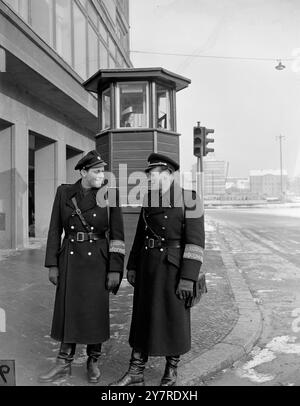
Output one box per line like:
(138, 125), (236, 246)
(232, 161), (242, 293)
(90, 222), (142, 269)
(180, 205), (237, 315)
(0, 0), (132, 248)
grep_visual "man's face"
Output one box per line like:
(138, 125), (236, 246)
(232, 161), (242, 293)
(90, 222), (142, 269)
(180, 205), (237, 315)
(147, 167), (173, 191)
(81, 167), (105, 188)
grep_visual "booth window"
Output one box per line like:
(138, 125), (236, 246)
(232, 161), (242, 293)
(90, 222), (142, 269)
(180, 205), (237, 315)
(156, 85), (172, 130)
(102, 88), (111, 130)
(118, 82), (149, 128)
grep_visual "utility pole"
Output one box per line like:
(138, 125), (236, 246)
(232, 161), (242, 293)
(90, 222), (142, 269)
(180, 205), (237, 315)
(276, 135), (285, 198)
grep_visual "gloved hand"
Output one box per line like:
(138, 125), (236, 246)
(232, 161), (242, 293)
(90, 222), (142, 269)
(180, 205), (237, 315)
(176, 278), (194, 300)
(49, 267), (59, 286)
(127, 270), (136, 287)
(106, 272), (121, 292)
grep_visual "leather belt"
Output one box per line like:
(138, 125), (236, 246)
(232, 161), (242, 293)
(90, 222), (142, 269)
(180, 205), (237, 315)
(145, 238), (181, 249)
(68, 232), (106, 242)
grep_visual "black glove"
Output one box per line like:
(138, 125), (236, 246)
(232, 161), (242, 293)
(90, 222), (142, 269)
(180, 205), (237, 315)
(176, 278), (194, 300)
(106, 272), (121, 293)
(127, 270), (136, 287)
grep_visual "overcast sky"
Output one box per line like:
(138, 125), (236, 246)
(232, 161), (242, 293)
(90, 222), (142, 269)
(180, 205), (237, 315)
(129, 0), (300, 178)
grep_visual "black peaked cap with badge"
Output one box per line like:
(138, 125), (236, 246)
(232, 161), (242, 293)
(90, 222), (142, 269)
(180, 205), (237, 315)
(145, 153), (180, 173)
(75, 150), (107, 171)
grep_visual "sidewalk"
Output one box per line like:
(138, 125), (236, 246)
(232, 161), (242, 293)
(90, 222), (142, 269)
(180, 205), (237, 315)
(0, 222), (251, 386)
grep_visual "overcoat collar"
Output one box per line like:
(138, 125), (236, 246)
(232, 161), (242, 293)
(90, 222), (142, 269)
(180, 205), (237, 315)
(66, 180), (99, 213)
(142, 181), (183, 216)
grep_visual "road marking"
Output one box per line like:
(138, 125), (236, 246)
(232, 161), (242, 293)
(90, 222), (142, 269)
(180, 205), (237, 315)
(0, 308), (6, 333)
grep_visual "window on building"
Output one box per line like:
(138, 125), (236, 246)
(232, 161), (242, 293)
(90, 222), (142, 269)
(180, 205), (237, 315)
(55, 0), (72, 64)
(156, 85), (172, 130)
(87, 1), (97, 27)
(99, 18), (108, 43)
(108, 35), (116, 58)
(31, 0), (53, 45)
(109, 55), (116, 68)
(88, 23), (99, 76)
(118, 82), (149, 128)
(102, 88), (111, 130)
(102, 0), (116, 23)
(73, 2), (87, 79)
(4, 0), (29, 21)
(99, 41), (108, 68)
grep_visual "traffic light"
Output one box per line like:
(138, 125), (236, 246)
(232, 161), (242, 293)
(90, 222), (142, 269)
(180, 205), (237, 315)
(203, 127), (215, 156)
(193, 126), (204, 158)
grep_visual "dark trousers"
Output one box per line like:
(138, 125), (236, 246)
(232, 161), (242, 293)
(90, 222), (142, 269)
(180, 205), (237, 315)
(57, 342), (102, 362)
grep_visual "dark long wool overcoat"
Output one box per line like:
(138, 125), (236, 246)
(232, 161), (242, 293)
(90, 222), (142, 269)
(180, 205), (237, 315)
(45, 180), (124, 344)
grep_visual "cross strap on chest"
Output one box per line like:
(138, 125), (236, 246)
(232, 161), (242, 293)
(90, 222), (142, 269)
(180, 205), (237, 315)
(71, 196), (110, 239)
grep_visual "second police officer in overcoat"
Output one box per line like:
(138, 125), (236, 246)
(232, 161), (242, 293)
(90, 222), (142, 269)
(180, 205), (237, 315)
(39, 150), (125, 384)
(110, 153), (206, 387)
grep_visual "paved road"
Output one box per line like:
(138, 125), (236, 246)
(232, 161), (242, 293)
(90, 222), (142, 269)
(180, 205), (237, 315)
(203, 207), (300, 386)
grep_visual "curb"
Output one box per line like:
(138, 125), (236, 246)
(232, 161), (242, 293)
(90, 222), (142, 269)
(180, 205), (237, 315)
(178, 222), (263, 385)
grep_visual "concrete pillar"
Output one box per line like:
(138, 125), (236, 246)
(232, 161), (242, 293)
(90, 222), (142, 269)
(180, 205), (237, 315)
(55, 139), (66, 187)
(35, 142), (56, 238)
(0, 125), (12, 248)
(11, 123), (28, 249)
(66, 152), (83, 184)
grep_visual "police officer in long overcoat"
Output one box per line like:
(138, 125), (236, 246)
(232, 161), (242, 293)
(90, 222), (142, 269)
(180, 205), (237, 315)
(39, 150), (125, 384)
(110, 153), (206, 387)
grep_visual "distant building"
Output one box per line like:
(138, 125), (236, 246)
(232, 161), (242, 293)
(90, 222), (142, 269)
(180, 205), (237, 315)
(250, 169), (288, 197)
(226, 177), (250, 192)
(289, 176), (300, 196)
(203, 158), (227, 197)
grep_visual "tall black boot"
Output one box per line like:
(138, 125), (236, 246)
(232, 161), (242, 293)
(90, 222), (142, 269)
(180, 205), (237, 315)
(86, 344), (102, 384)
(109, 350), (148, 386)
(38, 343), (76, 383)
(160, 356), (180, 386)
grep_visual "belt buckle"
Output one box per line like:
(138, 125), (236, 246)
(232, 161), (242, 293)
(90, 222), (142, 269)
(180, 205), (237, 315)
(77, 232), (85, 242)
(148, 238), (155, 249)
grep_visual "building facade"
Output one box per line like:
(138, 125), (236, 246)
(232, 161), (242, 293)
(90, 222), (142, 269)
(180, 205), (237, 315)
(250, 169), (288, 198)
(203, 158), (227, 197)
(0, 0), (132, 249)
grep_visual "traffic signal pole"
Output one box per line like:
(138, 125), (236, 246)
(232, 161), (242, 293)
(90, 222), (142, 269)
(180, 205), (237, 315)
(195, 122), (204, 213)
(193, 122), (215, 213)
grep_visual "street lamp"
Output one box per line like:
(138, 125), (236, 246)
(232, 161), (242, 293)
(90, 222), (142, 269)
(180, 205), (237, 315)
(275, 60), (286, 71)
